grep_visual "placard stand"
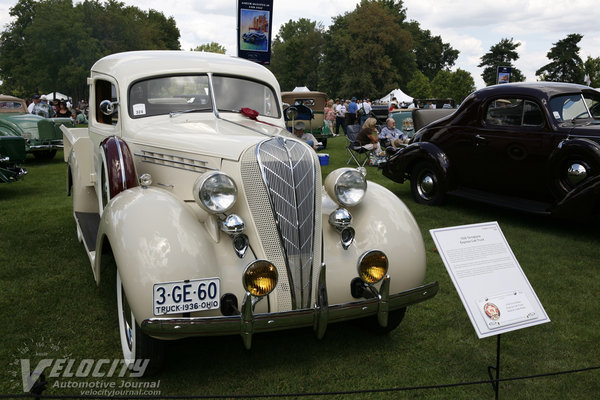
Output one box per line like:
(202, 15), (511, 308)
(429, 222), (551, 400)
(487, 334), (501, 400)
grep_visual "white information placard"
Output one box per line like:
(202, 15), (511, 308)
(430, 222), (549, 338)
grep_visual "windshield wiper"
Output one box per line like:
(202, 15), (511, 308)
(169, 108), (211, 118)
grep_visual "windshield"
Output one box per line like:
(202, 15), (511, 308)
(128, 75), (280, 119)
(550, 92), (600, 121)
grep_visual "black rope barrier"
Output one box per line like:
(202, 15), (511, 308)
(1, 365), (598, 399)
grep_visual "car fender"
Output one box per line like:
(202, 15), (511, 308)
(95, 186), (253, 324)
(321, 180), (427, 301)
(383, 141), (451, 184)
(64, 127), (98, 213)
(548, 137), (600, 166)
(98, 136), (138, 214)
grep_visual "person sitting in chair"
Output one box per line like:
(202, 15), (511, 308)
(293, 121), (323, 151)
(356, 117), (383, 155)
(379, 117), (408, 149)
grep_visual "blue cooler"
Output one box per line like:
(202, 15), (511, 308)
(318, 154), (329, 166)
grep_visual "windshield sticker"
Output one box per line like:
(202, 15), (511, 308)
(553, 111), (561, 121)
(133, 103), (146, 116)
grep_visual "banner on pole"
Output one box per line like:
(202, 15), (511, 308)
(237, 0), (273, 65)
(497, 66), (511, 84)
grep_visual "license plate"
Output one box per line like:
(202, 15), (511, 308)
(153, 278), (220, 316)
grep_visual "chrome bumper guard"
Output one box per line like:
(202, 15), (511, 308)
(142, 266), (438, 348)
(30, 143), (64, 150)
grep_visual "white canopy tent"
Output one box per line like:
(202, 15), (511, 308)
(44, 92), (70, 101)
(378, 88), (413, 105)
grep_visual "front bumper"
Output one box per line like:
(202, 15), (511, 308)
(142, 268), (438, 348)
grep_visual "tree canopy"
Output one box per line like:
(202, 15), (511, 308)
(478, 38), (525, 86)
(0, 0), (180, 100)
(307, 0), (459, 100)
(535, 34), (584, 83)
(269, 18), (325, 92)
(193, 42), (226, 54)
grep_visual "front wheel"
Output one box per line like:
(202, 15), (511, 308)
(551, 153), (599, 200)
(410, 161), (447, 205)
(117, 271), (164, 376)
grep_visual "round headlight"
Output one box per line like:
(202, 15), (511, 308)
(193, 171), (237, 214)
(243, 260), (278, 297)
(335, 169), (367, 207)
(358, 250), (388, 285)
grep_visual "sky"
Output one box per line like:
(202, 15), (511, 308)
(1, 0), (599, 91)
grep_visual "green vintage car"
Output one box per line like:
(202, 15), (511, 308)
(0, 94), (73, 160)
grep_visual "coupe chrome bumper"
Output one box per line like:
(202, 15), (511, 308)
(142, 269), (438, 349)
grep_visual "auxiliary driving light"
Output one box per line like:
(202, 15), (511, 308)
(358, 250), (388, 285)
(243, 260), (278, 297)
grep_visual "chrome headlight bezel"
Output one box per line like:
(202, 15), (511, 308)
(327, 168), (367, 207)
(193, 171), (238, 214)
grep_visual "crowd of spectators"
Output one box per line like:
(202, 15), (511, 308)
(27, 94), (88, 124)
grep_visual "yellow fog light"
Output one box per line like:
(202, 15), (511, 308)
(358, 250), (388, 285)
(243, 260), (278, 297)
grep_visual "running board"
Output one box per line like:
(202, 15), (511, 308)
(448, 188), (552, 215)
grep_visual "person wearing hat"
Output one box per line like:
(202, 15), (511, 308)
(293, 121), (323, 151)
(32, 95), (53, 118)
(28, 94), (41, 113)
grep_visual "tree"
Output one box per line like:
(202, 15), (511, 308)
(431, 69), (475, 104)
(535, 34), (584, 83)
(478, 38), (525, 86)
(406, 70), (431, 99)
(583, 56), (600, 87)
(0, 0), (180, 100)
(320, 0), (415, 99)
(405, 21), (459, 81)
(193, 42), (226, 54)
(269, 18), (325, 92)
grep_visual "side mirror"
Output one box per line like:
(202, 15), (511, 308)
(99, 99), (119, 116)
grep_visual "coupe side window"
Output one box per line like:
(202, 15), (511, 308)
(485, 98), (543, 127)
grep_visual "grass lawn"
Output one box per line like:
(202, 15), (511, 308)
(0, 136), (599, 399)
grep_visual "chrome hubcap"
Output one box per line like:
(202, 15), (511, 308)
(418, 174), (435, 198)
(566, 163), (587, 186)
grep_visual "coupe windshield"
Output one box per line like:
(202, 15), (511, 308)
(550, 92), (600, 121)
(128, 75), (280, 119)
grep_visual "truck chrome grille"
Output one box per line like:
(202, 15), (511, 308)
(248, 137), (316, 310)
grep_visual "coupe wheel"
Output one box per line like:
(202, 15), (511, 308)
(117, 271), (164, 376)
(552, 154), (599, 199)
(410, 161), (446, 205)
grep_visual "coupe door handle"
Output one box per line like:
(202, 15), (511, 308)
(474, 134), (486, 141)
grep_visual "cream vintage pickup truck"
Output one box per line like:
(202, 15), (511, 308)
(62, 50), (438, 375)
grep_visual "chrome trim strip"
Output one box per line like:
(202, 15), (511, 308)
(141, 281), (439, 338)
(29, 144), (64, 150)
(113, 137), (127, 192)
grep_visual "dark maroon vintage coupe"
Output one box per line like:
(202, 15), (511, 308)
(382, 82), (600, 220)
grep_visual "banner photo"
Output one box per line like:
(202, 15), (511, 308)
(237, 0), (273, 65)
(497, 66), (511, 84)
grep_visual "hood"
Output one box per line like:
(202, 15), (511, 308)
(124, 113), (291, 161)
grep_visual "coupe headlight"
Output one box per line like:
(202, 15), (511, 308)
(243, 260), (278, 297)
(358, 250), (388, 285)
(193, 171), (237, 214)
(324, 168), (367, 207)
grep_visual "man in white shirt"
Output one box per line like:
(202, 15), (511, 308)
(335, 99), (347, 135)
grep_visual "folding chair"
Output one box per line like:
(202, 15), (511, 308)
(345, 124), (369, 168)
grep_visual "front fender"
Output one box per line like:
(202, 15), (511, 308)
(95, 187), (253, 324)
(383, 141), (450, 184)
(322, 180), (427, 303)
